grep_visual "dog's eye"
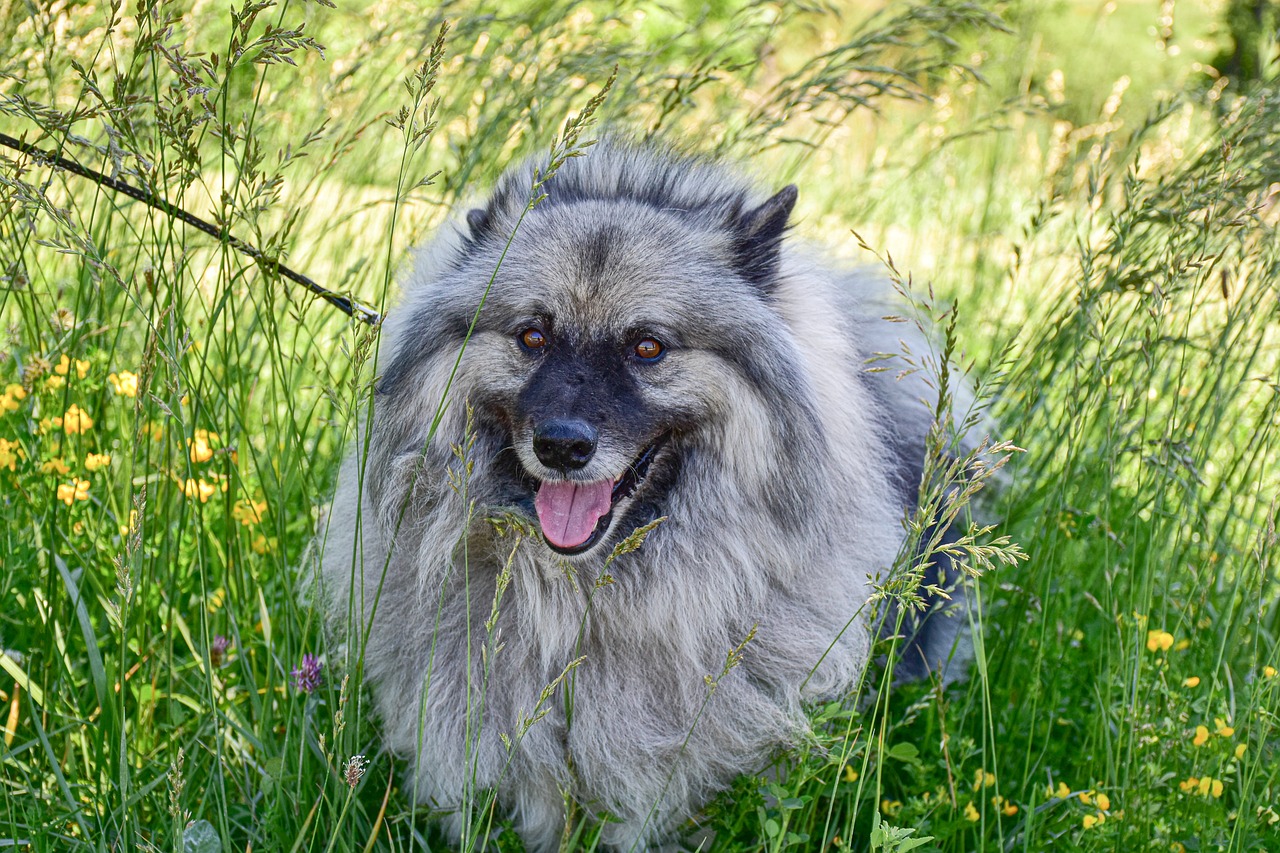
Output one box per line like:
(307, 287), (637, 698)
(519, 328), (547, 351)
(634, 338), (664, 361)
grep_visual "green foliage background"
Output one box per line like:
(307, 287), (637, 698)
(1, 0), (1278, 850)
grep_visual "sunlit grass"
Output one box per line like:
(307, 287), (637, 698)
(1, 0), (1278, 850)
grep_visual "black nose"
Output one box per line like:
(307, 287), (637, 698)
(533, 419), (598, 471)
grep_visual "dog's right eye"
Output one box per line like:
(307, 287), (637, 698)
(519, 328), (547, 351)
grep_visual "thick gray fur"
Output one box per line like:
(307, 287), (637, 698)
(319, 140), (969, 851)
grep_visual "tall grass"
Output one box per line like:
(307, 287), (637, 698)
(1, 0), (1277, 850)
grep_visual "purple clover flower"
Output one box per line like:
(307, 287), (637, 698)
(210, 635), (231, 667)
(291, 653), (323, 694)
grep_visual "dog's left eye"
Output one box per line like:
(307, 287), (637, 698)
(633, 338), (664, 361)
(519, 328), (548, 351)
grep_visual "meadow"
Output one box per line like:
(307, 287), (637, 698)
(1, 0), (1278, 850)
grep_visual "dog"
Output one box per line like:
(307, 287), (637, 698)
(319, 139), (969, 851)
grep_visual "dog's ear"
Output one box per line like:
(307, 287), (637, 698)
(731, 185), (797, 290)
(466, 208), (491, 240)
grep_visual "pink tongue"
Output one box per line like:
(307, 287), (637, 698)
(534, 479), (614, 550)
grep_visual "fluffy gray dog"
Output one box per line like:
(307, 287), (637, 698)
(320, 140), (966, 851)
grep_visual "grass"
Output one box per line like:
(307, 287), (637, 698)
(1, 0), (1278, 850)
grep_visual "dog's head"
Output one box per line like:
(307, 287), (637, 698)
(376, 146), (817, 559)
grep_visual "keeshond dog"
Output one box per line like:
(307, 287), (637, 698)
(320, 139), (968, 851)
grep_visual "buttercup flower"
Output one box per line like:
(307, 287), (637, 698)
(972, 768), (996, 791)
(1215, 718), (1234, 737)
(1047, 781), (1071, 799)
(1192, 725), (1210, 746)
(0, 438), (23, 471)
(58, 405), (94, 435)
(991, 795), (1017, 816)
(233, 497), (268, 527)
(963, 801), (979, 822)
(183, 478), (217, 503)
(1, 384), (26, 413)
(1082, 812), (1104, 829)
(1183, 676), (1200, 687)
(1264, 665), (1277, 678)
(41, 458), (71, 476)
(108, 371), (138, 397)
(84, 453), (111, 471)
(52, 354), (90, 379)
(57, 479), (90, 505)
(188, 430), (215, 463)
(1146, 630), (1174, 652)
(1192, 777), (1224, 798)
(1235, 743), (1247, 759)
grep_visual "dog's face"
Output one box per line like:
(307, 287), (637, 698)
(381, 186), (802, 558)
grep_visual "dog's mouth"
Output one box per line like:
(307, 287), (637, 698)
(531, 435), (668, 555)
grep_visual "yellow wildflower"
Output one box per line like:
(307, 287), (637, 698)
(972, 769), (996, 791)
(1080, 790), (1093, 806)
(1235, 743), (1247, 759)
(1171, 843), (1187, 853)
(251, 534), (275, 555)
(842, 765), (858, 783)
(44, 375), (66, 391)
(1047, 781), (1070, 799)
(963, 801), (979, 822)
(990, 795), (1017, 816)
(108, 371), (138, 397)
(1182, 676), (1200, 688)
(1146, 630), (1174, 653)
(1, 383), (26, 413)
(1082, 812), (1104, 829)
(189, 432), (214, 463)
(58, 404), (94, 435)
(183, 478), (217, 503)
(207, 587), (226, 613)
(56, 479), (90, 505)
(1264, 666), (1277, 678)
(119, 509), (139, 538)
(1095, 793), (1111, 811)
(232, 497), (268, 526)
(1192, 725), (1210, 746)
(1215, 718), (1235, 737)
(0, 438), (23, 471)
(1178, 777), (1198, 793)
(54, 354), (70, 376)
(880, 799), (902, 816)
(75, 359), (90, 379)
(1174, 638), (1191, 651)
(41, 458), (71, 476)
(84, 453), (111, 472)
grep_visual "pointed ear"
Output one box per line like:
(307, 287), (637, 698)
(466, 208), (490, 239)
(732, 185), (797, 289)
